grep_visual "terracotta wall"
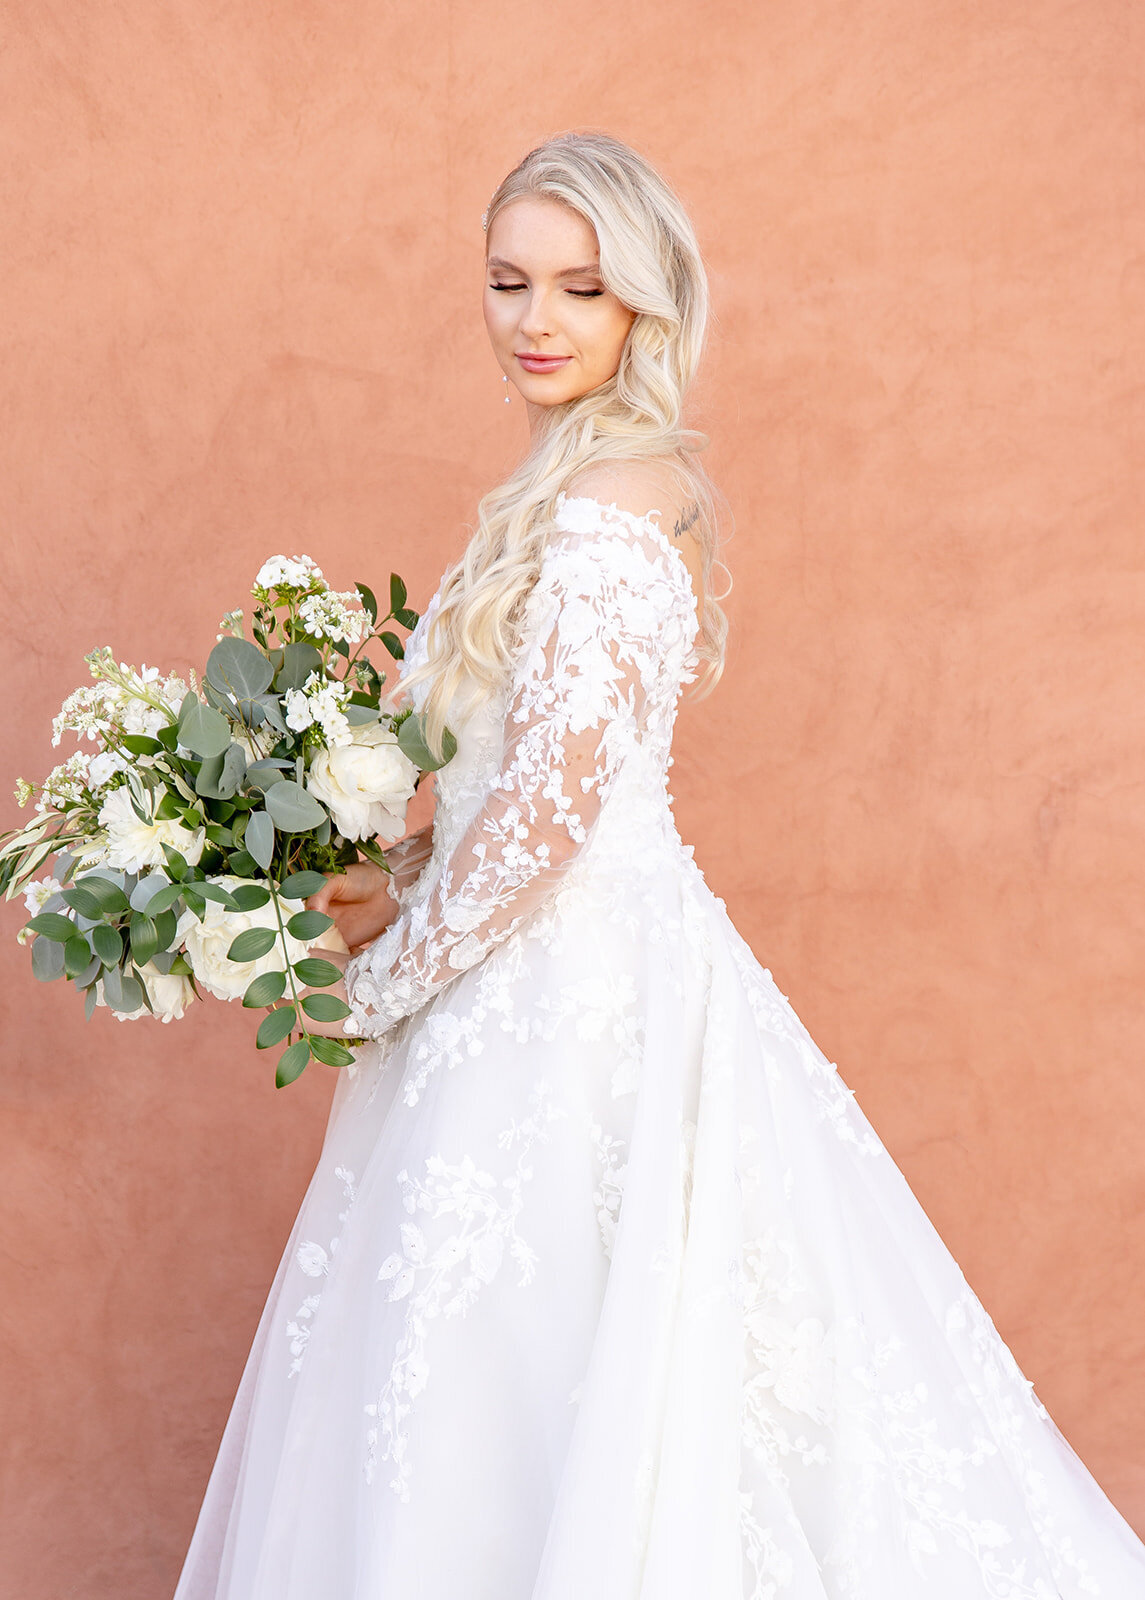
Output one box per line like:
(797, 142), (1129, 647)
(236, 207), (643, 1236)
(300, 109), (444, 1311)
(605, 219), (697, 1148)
(2, 2), (1143, 1592)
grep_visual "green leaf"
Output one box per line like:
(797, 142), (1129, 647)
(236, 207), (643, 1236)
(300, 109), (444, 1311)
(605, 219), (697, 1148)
(154, 788), (184, 820)
(276, 642), (324, 691)
(155, 723), (178, 752)
(63, 934), (92, 977)
(244, 758), (291, 790)
(265, 780), (326, 833)
(195, 881), (241, 910)
(77, 953), (102, 989)
(301, 991), (351, 1023)
(120, 732), (164, 756)
(153, 907), (178, 951)
(204, 823), (234, 849)
(246, 810), (275, 871)
(253, 694), (287, 733)
(219, 742), (247, 797)
(161, 843), (188, 881)
(60, 884), (105, 920)
(390, 572), (407, 613)
(242, 969), (287, 1008)
(91, 923), (124, 966)
(194, 752), (226, 798)
(181, 887), (206, 920)
(177, 695), (232, 758)
(257, 1005), (297, 1049)
(230, 882), (271, 911)
(275, 1037), (311, 1087)
(355, 581), (378, 624)
(26, 912), (76, 942)
(286, 908), (333, 941)
(344, 703), (379, 726)
(396, 712), (457, 773)
(280, 870), (328, 900)
(31, 935), (66, 982)
(85, 984), (99, 1020)
(292, 956), (342, 987)
(129, 912), (159, 967)
(103, 964), (144, 1014)
(72, 875), (130, 916)
(379, 631), (404, 660)
(309, 1034), (356, 1068)
(206, 636), (274, 700)
(227, 926), (278, 963)
(395, 607), (419, 631)
(229, 848), (259, 878)
(142, 881), (184, 916)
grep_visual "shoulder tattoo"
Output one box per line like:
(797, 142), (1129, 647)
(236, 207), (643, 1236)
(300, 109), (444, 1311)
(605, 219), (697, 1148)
(672, 502), (701, 540)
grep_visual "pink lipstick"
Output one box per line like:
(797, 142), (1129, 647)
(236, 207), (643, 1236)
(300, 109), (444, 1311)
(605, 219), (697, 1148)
(517, 354), (572, 373)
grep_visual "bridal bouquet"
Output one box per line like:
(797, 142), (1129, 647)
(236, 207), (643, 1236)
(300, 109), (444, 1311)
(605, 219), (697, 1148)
(2, 555), (453, 1086)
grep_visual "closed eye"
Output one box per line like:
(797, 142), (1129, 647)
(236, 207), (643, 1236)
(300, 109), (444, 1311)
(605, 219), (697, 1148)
(489, 284), (605, 298)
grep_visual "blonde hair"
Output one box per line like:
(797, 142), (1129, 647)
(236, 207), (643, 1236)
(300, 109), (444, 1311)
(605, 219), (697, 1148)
(399, 130), (731, 758)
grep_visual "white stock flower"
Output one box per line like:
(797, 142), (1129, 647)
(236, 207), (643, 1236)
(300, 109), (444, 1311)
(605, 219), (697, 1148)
(97, 787), (206, 874)
(22, 877), (62, 917)
(38, 753), (93, 812)
(298, 589), (367, 645)
(253, 554), (325, 593)
(175, 876), (312, 1002)
(305, 723), (418, 843)
(96, 961), (196, 1023)
(283, 672), (352, 747)
(87, 749), (130, 790)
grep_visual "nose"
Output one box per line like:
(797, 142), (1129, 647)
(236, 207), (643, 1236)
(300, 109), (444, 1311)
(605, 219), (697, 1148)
(517, 286), (556, 342)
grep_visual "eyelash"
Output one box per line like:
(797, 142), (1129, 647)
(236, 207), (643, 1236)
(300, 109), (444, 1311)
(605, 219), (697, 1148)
(489, 284), (604, 298)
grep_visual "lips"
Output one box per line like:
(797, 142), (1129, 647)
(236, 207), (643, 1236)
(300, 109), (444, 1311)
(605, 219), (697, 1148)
(517, 353), (573, 373)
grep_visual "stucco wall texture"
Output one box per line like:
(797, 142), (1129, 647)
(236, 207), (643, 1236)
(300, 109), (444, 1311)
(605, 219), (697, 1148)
(2, 2), (1143, 1593)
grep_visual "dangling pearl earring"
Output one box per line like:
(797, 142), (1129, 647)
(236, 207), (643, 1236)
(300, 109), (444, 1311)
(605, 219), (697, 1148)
(503, 374), (511, 405)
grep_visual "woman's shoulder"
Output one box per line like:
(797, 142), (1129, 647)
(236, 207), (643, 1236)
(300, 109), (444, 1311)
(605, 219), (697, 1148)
(560, 457), (704, 607)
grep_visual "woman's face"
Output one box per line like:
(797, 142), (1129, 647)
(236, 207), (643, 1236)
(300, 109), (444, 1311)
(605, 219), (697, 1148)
(483, 196), (637, 420)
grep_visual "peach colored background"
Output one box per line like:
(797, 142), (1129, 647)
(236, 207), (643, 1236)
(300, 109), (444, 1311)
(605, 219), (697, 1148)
(2, 2), (1144, 1592)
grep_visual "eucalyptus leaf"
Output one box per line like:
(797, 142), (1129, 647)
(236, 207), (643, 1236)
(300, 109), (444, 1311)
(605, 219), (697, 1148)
(77, 953), (102, 989)
(276, 1037), (311, 1087)
(345, 703), (379, 727)
(194, 752), (226, 798)
(244, 760), (288, 791)
(255, 694), (287, 733)
(85, 984), (99, 1020)
(276, 642), (323, 692)
(257, 1005), (297, 1049)
(315, 816), (331, 846)
(246, 810), (275, 872)
(31, 935), (66, 982)
(397, 712), (457, 773)
(265, 780), (326, 833)
(178, 697), (231, 758)
(206, 636), (274, 700)
(220, 742), (247, 797)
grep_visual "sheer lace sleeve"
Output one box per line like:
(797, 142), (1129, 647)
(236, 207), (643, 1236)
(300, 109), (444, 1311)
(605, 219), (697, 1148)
(342, 501), (697, 1039)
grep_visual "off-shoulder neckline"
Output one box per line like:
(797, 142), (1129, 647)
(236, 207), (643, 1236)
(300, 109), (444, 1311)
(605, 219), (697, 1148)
(554, 492), (700, 616)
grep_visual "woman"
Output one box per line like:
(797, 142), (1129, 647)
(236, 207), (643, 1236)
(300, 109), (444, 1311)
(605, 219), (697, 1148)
(174, 132), (1145, 1599)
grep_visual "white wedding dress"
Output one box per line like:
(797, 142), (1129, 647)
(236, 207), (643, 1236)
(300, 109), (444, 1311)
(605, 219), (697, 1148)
(174, 493), (1145, 1599)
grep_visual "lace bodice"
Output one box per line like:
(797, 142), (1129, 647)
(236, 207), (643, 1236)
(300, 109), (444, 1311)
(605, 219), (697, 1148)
(343, 493), (701, 1039)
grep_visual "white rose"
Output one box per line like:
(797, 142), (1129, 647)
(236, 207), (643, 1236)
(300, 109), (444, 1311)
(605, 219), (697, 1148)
(305, 724), (418, 843)
(96, 960), (196, 1023)
(98, 786), (206, 874)
(175, 875), (312, 1002)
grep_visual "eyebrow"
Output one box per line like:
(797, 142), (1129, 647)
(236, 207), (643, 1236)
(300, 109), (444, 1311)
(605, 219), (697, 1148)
(486, 256), (602, 277)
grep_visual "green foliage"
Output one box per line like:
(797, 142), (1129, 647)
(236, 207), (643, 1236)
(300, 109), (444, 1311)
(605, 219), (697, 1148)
(292, 956), (342, 987)
(286, 908), (333, 941)
(275, 1038), (311, 1087)
(206, 637), (275, 700)
(280, 870), (328, 900)
(26, 912), (75, 942)
(227, 926), (279, 963)
(397, 712), (457, 773)
(245, 811), (275, 871)
(309, 1035), (356, 1068)
(301, 991), (350, 1023)
(256, 1005), (296, 1049)
(265, 780), (326, 833)
(177, 693), (231, 758)
(242, 969), (287, 1008)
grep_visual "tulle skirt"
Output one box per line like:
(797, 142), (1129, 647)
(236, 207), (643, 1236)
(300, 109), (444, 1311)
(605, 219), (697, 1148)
(173, 853), (1145, 1598)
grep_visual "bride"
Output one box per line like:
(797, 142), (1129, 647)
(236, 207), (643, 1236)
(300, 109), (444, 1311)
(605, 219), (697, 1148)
(173, 131), (1145, 1599)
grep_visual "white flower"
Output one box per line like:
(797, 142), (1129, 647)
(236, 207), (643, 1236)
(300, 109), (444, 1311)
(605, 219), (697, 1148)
(298, 589), (367, 645)
(174, 876), (312, 1002)
(97, 787), (206, 874)
(283, 672), (353, 747)
(22, 877), (62, 917)
(253, 554), (325, 593)
(305, 723), (418, 842)
(87, 749), (130, 791)
(96, 961), (197, 1023)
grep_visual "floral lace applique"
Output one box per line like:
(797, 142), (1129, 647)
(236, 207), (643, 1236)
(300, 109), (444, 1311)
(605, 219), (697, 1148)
(364, 1081), (566, 1500)
(284, 1165), (357, 1378)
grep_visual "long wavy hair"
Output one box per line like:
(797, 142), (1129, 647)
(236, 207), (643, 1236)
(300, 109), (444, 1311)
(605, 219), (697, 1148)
(398, 130), (732, 759)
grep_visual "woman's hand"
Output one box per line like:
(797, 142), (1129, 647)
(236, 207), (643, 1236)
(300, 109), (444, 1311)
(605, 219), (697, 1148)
(306, 862), (400, 954)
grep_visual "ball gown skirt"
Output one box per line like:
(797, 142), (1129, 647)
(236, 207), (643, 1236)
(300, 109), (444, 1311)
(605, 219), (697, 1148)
(173, 495), (1145, 1598)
